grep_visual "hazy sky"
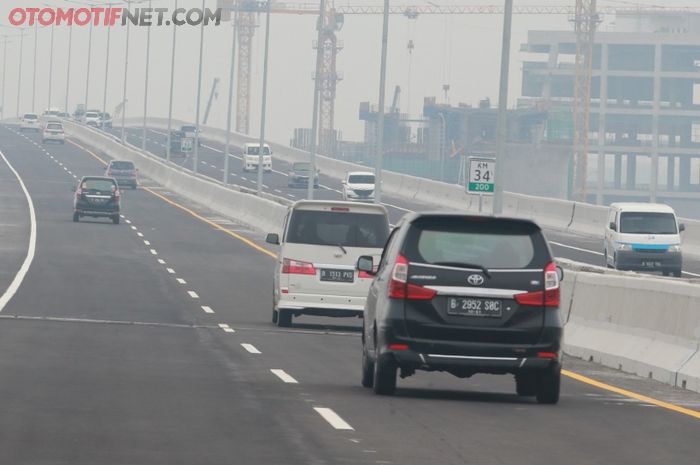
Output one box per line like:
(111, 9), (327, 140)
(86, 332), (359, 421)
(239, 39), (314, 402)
(0, 0), (696, 143)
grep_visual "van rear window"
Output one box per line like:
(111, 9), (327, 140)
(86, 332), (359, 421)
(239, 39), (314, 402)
(286, 210), (389, 248)
(404, 218), (548, 269)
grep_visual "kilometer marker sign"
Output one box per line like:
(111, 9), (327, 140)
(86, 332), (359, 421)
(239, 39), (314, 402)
(467, 157), (496, 194)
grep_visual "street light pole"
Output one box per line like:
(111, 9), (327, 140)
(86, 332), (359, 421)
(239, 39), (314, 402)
(374, 0), (390, 204)
(307, 0), (326, 201)
(65, 24), (73, 113)
(193, 0), (206, 174)
(1, 36), (7, 120)
(492, 0), (513, 215)
(223, 5), (238, 185)
(257, 0), (272, 195)
(16, 29), (24, 118)
(32, 23), (37, 113)
(142, 0), (152, 151)
(48, 23), (55, 109)
(101, 18), (112, 131)
(166, 0), (178, 162)
(85, 19), (93, 108)
(120, 0), (131, 144)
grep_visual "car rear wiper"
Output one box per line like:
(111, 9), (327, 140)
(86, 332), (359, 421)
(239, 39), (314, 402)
(337, 244), (347, 255)
(432, 262), (491, 278)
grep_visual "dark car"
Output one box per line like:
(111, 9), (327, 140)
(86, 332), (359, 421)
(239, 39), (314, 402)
(73, 176), (121, 224)
(180, 125), (202, 147)
(106, 160), (138, 189)
(287, 162), (319, 188)
(357, 213), (564, 404)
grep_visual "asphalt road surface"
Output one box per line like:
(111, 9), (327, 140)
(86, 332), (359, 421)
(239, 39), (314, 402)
(0, 124), (698, 465)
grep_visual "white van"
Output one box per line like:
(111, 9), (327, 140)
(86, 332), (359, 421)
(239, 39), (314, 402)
(266, 200), (390, 327)
(242, 143), (272, 172)
(604, 202), (685, 277)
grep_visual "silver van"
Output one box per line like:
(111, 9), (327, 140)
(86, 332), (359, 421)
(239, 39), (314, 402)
(266, 200), (390, 327)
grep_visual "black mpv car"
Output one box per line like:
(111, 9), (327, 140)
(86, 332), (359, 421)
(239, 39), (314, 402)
(357, 213), (564, 404)
(73, 176), (121, 224)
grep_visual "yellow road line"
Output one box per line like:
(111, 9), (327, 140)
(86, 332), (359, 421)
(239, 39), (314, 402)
(563, 369), (700, 420)
(68, 138), (700, 420)
(69, 139), (277, 259)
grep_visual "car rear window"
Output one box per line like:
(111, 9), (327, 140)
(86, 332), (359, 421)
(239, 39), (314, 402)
(348, 174), (374, 184)
(82, 179), (116, 192)
(86, 112), (99, 118)
(246, 146), (271, 155)
(111, 161), (135, 170)
(620, 212), (677, 234)
(294, 162), (310, 170)
(286, 210), (389, 248)
(24, 114), (38, 120)
(404, 217), (549, 269)
(47, 123), (62, 130)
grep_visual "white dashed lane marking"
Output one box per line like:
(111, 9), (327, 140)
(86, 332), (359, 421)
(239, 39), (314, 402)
(149, 249), (158, 255)
(187, 291), (199, 299)
(218, 323), (234, 333)
(271, 369), (298, 384)
(241, 343), (261, 354)
(201, 306), (215, 314)
(166, 268), (176, 274)
(314, 408), (354, 431)
(157, 258), (166, 264)
(176, 278), (187, 284)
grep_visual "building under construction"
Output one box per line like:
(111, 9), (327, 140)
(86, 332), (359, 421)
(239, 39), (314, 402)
(522, 10), (700, 214)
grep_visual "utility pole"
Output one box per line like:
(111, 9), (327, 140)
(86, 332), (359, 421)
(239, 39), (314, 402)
(121, 0), (131, 144)
(374, 0), (390, 204)
(166, 0), (178, 162)
(224, 5), (238, 185)
(307, 0), (326, 200)
(48, 24), (55, 109)
(257, 0), (272, 195)
(65, 24), (73, 113)
(16, 29), (24, 118)
(492, 0), (513, 215)
(194, 0), (206, 173)
(85, 19), (94, 109)
(1, 36), (7, 120)
(101, 18), (112, 131)
(142, 0), (152, 151)
(32, 23), (37, 113)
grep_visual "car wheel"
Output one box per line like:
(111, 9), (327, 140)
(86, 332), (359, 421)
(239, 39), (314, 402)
(372, 348), (397, 395)
(272, 309), (278, 324)
(112, 215), (120, 225)
(277, 309), (292, 327)
(535, 367), (561, 404)
(515, 373), (537, 397)
(361, 345), (375, 388)
(73, 212), (80, 223)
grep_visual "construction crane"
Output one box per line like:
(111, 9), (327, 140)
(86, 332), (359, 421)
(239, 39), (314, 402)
(219, 1), (700, 159)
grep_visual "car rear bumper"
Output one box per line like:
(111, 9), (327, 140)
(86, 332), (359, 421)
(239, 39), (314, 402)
(43, 134), (65, 141)
(616, 250), (682, 272)
(277, 292), (366, 317)
(75, 203), (119, 216)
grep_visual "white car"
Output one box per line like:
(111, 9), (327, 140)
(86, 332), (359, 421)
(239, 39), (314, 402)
(20, 113), (40, 132)
(241, 143), (272, 172)
(266, 200), (390, 327)
(42, 108), (61, 120)
(342, 171), (376, 202)
(42, 121), (65, 144)
(84, 111), (101, 127)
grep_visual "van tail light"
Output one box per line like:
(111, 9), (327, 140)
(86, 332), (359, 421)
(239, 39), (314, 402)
(514, 262), (560, 307)
(282, 258), (316, 275)
(388, 255), (437, 300)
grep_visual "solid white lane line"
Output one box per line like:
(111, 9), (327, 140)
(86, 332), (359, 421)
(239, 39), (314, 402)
(549, 241), (604, 256)
(0, 151), (37, 313)
(166, 268), (176, 274)
(176, 278), (187, 284)
(202, 306), (215, 314)
(150, 249), (158, 255)
(187, 291), (199, 299)
(218, 323), (235, 333)
(270, 369), (298, 384)
(157, 258), (166, 264)
(241, 343), (261, 354)
(313, 408), (354, 430)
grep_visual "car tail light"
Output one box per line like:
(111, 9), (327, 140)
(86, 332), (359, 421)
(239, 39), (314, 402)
(388, 255), (437, 300)
(282, 258), (316, 275)
(537, 352), (558, 359)
(388, 344), (409, 351)
(514, 262), (560, 307)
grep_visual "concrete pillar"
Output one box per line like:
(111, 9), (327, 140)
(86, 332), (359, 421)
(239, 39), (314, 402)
(614, 154), (623, 189)
(596, 44), (608, 205)
(650, 43), (662, 202)
(667, 155), (675, 191)
(627, 154), (636, 190)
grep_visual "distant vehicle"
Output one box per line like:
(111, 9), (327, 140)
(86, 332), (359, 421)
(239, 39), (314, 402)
(287, 161), (319, 188)
(42, 121), (65, 144)
(20, 113), (40, 132)
(73, 104), (86, 120)
(357, 213), (564, 403)
(179, 125), (202, 147)
(168, 128), (194, 157)
(42, 108), (61, 119)
(604, 202), (684, 277)
(242, 143), (272, 173)
(84, 111), (101, 127)
(342, 171), (375, 202)
(73, 176), (121, 224)
(106, 160), (138, 190)
(57, 112), (70, 118)
(99, 112), (113, 129)
(266, 200), (390, 327)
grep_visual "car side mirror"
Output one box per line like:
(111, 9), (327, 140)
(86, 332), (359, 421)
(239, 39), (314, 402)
(556, 266), (564, 282)
(357, 256), (375, 275)
(679, 223), (686, 233)
(265, 233), (280, 245)
(609, 222), (617, 231)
